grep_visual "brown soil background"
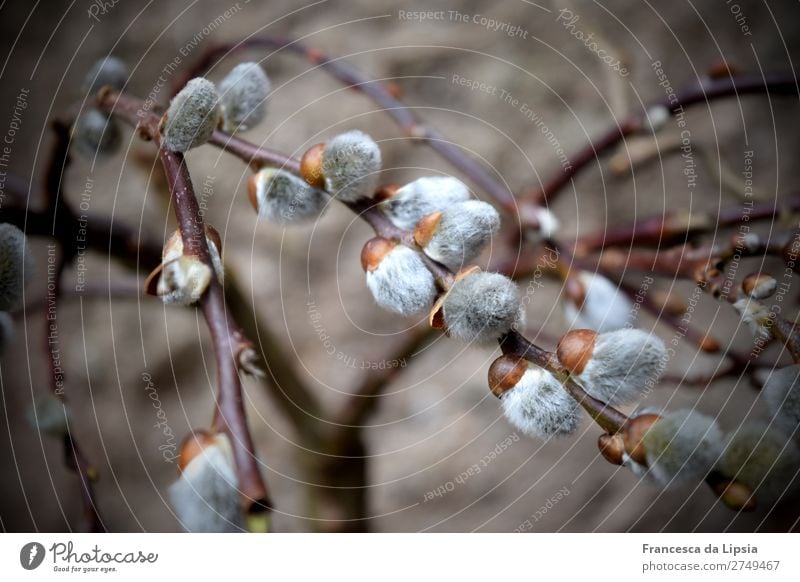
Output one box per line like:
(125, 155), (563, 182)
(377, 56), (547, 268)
(1, 0), (799, 532)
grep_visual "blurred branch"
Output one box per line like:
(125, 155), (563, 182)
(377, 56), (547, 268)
(176, 36), (517, 211)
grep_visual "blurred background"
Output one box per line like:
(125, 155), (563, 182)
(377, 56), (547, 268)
(1, 0), (799, 532)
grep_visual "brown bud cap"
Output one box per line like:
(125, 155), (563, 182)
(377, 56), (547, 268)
(178, 430), (218, 473)
(556, 329), (598, 375)
(360, 237), (396, 272)
(374, 183), (400, 203)
(712, 478), (756, 511)
(205, 225), (222, 254)
(783, 230), (800, 273)
(488, 355), (528, 398)
(300, 143), (326, 189)
(144, 263), (164, 297)
(741, 272), (777, 299)
(699, 335), (721, 353)
(414, 211), (443, 248)
(247, 172), (260, 212)
(428, 294), (446, 330)
(598, 433), (625, 465)
(622, 413), (662, 465)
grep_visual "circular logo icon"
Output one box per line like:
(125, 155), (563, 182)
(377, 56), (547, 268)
(20, 542), (45, 570)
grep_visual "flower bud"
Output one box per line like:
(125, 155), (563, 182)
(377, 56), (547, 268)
(731, 296), (772, 339)
(640, 409), (724, 487)
(710, 477), (756, 512)
(489, 355), (581, 439)
(761, 364), (800, 438)
(300, 143), (326, 189)
(0, 311), (14, 356)
(442, 270), (524, 343)
(145, 227), (223, 305)
(598, 433), (625, 465)
(247, 168), (326, 223)
(414, 200), (500, 271)
(161, 78), (221, 152)
(169, 431), (244, 532)
(361, 238), (436, 316)
(718, 422), (800, 504)
(741, 272), (777, 299)
(82, 56), (128, 94)
(321, 130), (381, 201)
(379, 176), (470, 230)
(556, 328), (665, 405)
(622, 413), (662, 464)
(26, 393), (71, 437)
(219, 62), (270, 132)
(72, 108), (120, 158)
(562, 272), (633, 332)
(0, 223), (34, 311)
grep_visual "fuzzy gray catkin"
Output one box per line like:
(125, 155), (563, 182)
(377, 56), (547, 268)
(0, 312), (14, 356)
(365, 245), (436, 316)
(251, 168), (327, 223)
(562, 271), (633, 332)
(380, 176), (470, 230)
(219, 62), (270, 132)
(161, 78), (221, 152)
(443, 271), (524, 343)
(761, 364), (800, 438)
(168, 435), (244, 532)
(501, 367), (581, 439)
(576, 329), (666, 405)
(81, 56), (128, 95)
(420, 200), (500, 271)
(0, 223), (34, 311)
(641, 409), (723, 487)
(718, 422), (800, 503)
(321, 130), (381, 201)
(72, 108), (120, 158)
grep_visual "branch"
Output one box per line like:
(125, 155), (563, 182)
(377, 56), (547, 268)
(525, 71), (800, 206)
(177, 36), (516, 211)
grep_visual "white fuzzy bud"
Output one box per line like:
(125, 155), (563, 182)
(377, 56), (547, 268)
(575, 329), (666, 405)
(161, 78), (221, 152)
(362, 240), (436, 316)
(761, 364), (800, 438)
(72, 108), (120, 158)
(501, 367), (581, 439)
(151, 229), (223, 305)
(646, 105), (670, 131)
(417, 200), (500, 271)
(158, 256), (212, 305)
(732, 297), (772, 339)
(249, 168), (326, 223)
(27, 394), (71, 437)
(169, 434), (244, 532)
(563, 272), (633, 333)
(443, 271), (524, 343)
(379, 176), (470, 230)
(219, 62), (270, 132)
(0, 312), (13, 356)
(0, 223), (34, 311)
(81, 56), (128, 94)
(321, 130), (381, 201)
(532, 207), (559, 240)
(641, 409), (724, 487)
(719, 422), (800, 503)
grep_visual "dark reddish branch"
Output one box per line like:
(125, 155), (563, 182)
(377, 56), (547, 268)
(41, 124), (104, 532)
(209, 130), (300, 173)
(500, 330), (629, 434)
(176, 36), (516, 211)
(526, 72), (799, 206)
(575, 195), (800, 254)
(158, 147), (270, 512)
